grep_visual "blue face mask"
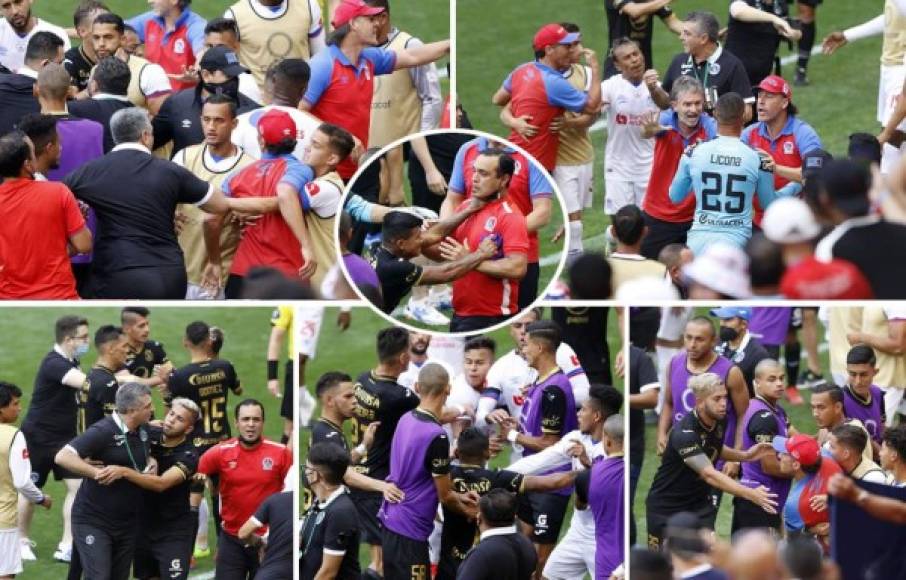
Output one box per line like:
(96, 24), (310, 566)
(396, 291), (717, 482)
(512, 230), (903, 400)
(74, 343), (89, 359)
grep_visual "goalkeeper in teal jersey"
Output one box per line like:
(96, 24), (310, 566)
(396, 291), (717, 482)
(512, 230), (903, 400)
(668, 92), (798, 255)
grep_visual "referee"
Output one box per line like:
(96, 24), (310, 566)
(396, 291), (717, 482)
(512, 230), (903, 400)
(645, 373), (778, 548)
(54, 382), (153, 580)
(62, 107), (233, 299)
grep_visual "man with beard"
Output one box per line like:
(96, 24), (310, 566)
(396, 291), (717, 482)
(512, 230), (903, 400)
(0, 0), (68, 72)
(90, 13), (170, 115)
(733, 359), (794, 534)
(646, 373), (777, 548)
(397, 332), (434, 391)
(94, 398), (201, 580)
(712, 307), (770, 394)
(197, 400), (291, 580)
(810, 383), (873, 463)
(81, 325), (129, 430)
(120, 307), (170, 386)
(63, 0), (109, 95)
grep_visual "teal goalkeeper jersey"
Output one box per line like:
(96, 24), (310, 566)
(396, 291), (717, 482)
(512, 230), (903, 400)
(669, 135), (777, 254)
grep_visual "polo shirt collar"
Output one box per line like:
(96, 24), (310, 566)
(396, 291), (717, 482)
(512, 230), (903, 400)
(17, 66), (38, 79)
(260, 151), (296, 162)
(690, 42), (722, 66)
(112, 142), (152, 155)
(609, 252), (646, 261)
(112, 411), (130, 433)
(153, 9), (191, 31)
(317, 485), (348, 509)
(532, 61), (560, 75)
(476, 136), (514, 153)
(53, 344), (75, 362)
(329, 44), (370, 73)
(480, 524), (517, 541)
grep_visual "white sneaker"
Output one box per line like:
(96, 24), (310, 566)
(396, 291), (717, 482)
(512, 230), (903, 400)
(404, 299), (450, 326)
(427, 286), (452, 311)
(299, 388), (316, 428)
(54, 544), (71, 563)
(20, 539), (36, 561)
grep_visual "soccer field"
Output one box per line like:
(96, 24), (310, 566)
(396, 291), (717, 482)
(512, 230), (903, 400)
(301, 305), (624, 572)
(632, 307), (828, 545)
(0, 306), (284, 579)
(458, 0), (884, 274)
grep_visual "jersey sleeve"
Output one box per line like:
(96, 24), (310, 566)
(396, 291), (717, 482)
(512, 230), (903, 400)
(126, 12), (154, 42)
(323, 503), (359, 555)
(540, 386), (567, 434)
(173, 164), (213, 205)
(793, 122), (822, 156)
(544, 73), (589, 113)
(139, 63), (173, 98)
(253, 492), (277, 525)
(424, 433), (451, 476)
(575, 467), (591, 504)
(363, 47), (397, 76)
(308, 0), (324, 37)
(151, 341), (169, 365)
(448, 141), (473, 194)
(500, 212), (529, 256)
(69, 422), (110, 458)
(493, 469), (525, 493)
(729, 62), (754, 101)
(60, 186), (87, 236)
(173, 448), (199, 479)
(755, 163), (778, 208)
(527, 162), (553, 199)
(668, 152), (693, 204)
(302, 52), (333, 108)
(671, 426), (706, 461)
(300, 179), (342, 217)
(501, 70), (514, 93)
(197, 444), (222, 475)
(186, 14), (207, 55)
(377, 258), (423, 293)
(747, 410), (780, 444)
(280, 162), (315, 195)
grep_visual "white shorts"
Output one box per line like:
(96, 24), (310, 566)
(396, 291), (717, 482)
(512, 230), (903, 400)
(885, 385), (906, 427)
(296, 306), (324, 358)
(604, 178), (648, 215)
(185, 283), (224, 300)
(541, 525), (595, 580)
(0, 528), (21, 575)
(878, 64), (906, 129)
(553, 162), (593, 214)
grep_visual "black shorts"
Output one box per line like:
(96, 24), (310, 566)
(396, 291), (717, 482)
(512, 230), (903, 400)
(382, 528), (429, 580)
(517, 261), (540, 310)
(73, 518), (137, 580)
(645, 502), (717, 550)
(133, 520), (194, 580)
(281, 359), (294, 420)
(516, 492), (570, 545)
(449, 314), (508, 333)
(639, 212), (691, 260)
(215, 531), (260, 580)
(92, 265), (187, 299)
(25, 438), (77, 487)
(350, 490), (383, 545)
(731, 495), (782, 535)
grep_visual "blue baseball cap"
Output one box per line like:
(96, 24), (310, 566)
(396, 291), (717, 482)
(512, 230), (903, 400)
(709, 307), (751, 321)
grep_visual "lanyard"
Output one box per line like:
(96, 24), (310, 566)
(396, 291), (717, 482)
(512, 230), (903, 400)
(115, 414), (142, 472)
(300, 504), (323, 560)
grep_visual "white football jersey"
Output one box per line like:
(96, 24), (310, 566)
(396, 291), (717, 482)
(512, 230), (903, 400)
(232, 104), (321, 160)
(601, 72), (659, 183)
(0, 18), (70, 72)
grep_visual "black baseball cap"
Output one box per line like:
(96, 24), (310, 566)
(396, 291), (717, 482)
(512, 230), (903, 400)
(801, 148), (833, 204)
(822, 159), (872, 217)
(848, 132), (882, 165)
(199, 46), (249, 77)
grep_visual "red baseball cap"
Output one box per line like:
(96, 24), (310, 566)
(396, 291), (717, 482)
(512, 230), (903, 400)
(773, 434), (820, 467)
(757, 74), (792, 99)
(257, 109), (297, 146)
(332, 0), (385, 29)
(532, 23), (579, 52)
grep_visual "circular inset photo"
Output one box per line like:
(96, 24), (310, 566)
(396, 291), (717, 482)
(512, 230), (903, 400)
(335, 129), (568, 334)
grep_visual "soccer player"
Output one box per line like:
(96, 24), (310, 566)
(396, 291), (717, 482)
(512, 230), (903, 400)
(842, 344), (887, 450)
(237, 490), (292, 579)
(197, 400), (291, 579)
(94, 398), (201, 580)
(601, 38), (661, 219)
(231, 58), (322, 161)
(732, 359), (794, 534)
(454, 489), (538, 580)
(668, 92), (782, 256)
(173, 94), (255, 299)
(18, 315), (89, 563)
(63, 0), (109, 95)
(794, 0), (821, 85)
(0, 130), (91, 299)
(645, 373), (777, 548)
(444, 337), (496, 439)
(120, 307), (171, 383)
(639, 76), (716, 259)
(0, 0), (69, 72)
(500, 321), (577, 577)
(224, 0), (324, 91)
(657, 317), (749, 466)
(587, 414), (625, 579)
(80, 325), (129, 431)
(725, 0), (801, 86)
(605, 0), (682, 74)
(607, 204), (668, 292)
(0, 382), (51, 577)
(300, 443), (361, 580)
(127, 0), (206, 91)
(446, 150), (530, 332)
(828, 424), (892, 484)
(441, 137), (552, 311)
(811, 383), (873, 463)
(366, 0), (443, 148)
(91, 13), (171, 115)
(266, 306), (297, 441)
(380, 363), (481, 580)
(712, 307), (770, 394)
(493, 23), (601, 173)
(302, 0), (450, 180)
(54, 383), (154, 580)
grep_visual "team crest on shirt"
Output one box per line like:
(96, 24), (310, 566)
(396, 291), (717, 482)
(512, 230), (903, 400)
(85, 535), (95, 545)
(709, 62), (721, 75)
(262, 457), (274, 471)
(228, 460), (237, 469)
(783, 141), (795, 155)
(484, 217), (497, 231)
(145, 350), (154, 362)
(306, 182), (321, 196)
(174, 39), (186, 54)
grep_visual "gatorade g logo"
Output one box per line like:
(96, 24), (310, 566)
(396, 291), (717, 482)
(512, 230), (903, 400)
(170, 558), (183, 574)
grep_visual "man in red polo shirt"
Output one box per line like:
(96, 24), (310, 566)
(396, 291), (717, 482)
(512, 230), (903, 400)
(301, 0), (450, 180)
(491, 23), (601, 172)
(742, 75), (821, 225)
(218, 109), (317, 298)
(448, 149), (530, 333)
(639, 75), (717, 260)
(128, 0), (206, 91)
(197, 399), (291, 580)
(0, 131), (92, 299)
(441, 135), (552, 310)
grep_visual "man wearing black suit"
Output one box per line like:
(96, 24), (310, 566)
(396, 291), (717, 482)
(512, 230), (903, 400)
(0, 31), (64, 134)
(68, 57), (134, 152)
(456, 490), (537, 580)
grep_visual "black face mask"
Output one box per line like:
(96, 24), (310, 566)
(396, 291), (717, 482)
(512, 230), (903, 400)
(203, 77), (240, 101)
(719, 326), (739, 343)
